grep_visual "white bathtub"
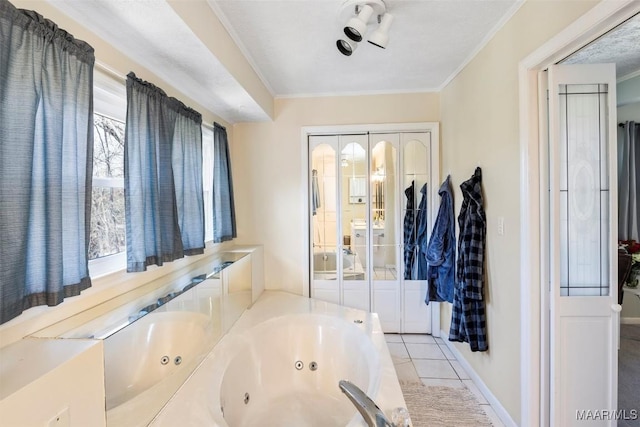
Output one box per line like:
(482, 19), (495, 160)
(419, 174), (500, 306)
(313, 251), (364, 280)
(219, 314), (380, 426)
(151, 291), (407, 427)
(313, 251), (353, 272)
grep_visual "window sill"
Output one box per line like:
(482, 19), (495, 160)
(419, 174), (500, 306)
(88, 251), (127, 279)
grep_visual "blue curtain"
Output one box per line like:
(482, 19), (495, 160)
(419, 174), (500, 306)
(212, 123), (236, 242)
(0, 1), (94, 324)
(125, 73), (204, 272)
(619, 122), (639, 241)
(172, 108), (205, 254)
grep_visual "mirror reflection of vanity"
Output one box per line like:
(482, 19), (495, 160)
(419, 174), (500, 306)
(350, 219), (385, 269)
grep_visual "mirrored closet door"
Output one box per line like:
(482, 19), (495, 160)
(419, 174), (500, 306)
(308, 124), (439, 333)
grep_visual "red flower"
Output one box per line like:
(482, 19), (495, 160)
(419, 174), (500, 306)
(620, 240), (640, 254)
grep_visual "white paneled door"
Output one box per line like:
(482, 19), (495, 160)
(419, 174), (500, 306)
(547, 64), (619, 426)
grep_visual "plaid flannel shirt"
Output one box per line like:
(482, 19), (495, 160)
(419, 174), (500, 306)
(449, 167), (488, 352)
(403, 181), (416, 279)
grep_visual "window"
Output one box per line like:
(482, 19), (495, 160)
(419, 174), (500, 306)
(88, 69), (215, 274)
(89, 69), (127, 268)
(89, 113), (126, 260)
(203, 124), (214, 243)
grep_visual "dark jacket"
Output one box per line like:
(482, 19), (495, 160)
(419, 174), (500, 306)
(413, 183), (429, 280)
(403, 181), (416, 279)
(403, 182), (429, 280)
(425, 176), (455, 304)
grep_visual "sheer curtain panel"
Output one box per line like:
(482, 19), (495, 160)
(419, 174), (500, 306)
(212, 123), (237, 242)
(125, 73), (204, 272)
(0, 1), (94, 324)
(619, 121), (639, 241)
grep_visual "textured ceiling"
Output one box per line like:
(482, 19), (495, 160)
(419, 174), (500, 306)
(46, 0), (524, 122)
(562, 12), (640, 78)
(42, 2), (640, 123)
(210, 0), (522, 96)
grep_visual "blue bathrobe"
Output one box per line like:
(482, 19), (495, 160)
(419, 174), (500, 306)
(425, 176), (455, 304)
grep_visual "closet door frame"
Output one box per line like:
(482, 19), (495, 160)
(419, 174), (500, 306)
(303, 122), (441, 335)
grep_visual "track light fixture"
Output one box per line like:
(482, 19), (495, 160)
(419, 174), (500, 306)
(336, 37), (358, 56)
(336, 0), (393, 56)
(344, 4), (373, 42)
(367, 12), (393, 49)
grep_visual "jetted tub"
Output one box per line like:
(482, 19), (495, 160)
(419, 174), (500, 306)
(219, 314), (380, 426)
(150, 291), (408, 427)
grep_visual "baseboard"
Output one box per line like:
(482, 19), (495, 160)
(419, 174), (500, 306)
(621, 317), (640, 324)
(439, 329), (518, 427)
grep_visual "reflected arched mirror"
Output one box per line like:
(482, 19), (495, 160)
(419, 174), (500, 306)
(311, 143), (337, 280)
(341, 137), (368, 281)
(371, 138), (398, 279)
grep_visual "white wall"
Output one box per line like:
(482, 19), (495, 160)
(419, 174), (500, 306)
(232, 93), (439, 293)
(618, 101), (640, 122)
(618, 73), (640, 107)
(0, 339), (105, 426)
(439, 0), (598, 423)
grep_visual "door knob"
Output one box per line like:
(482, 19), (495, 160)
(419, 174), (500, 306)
(611, 304), (622, 313)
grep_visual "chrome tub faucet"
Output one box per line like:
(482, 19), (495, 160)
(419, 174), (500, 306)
(338, 380), (397, 427)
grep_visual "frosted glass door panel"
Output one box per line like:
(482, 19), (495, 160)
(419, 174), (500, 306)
(558, 84), (610, 297)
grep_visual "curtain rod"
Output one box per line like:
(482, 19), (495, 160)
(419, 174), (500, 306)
(94, 62), (217, 130)
(95, 61), (126, 83)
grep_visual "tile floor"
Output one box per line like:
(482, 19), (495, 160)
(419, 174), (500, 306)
(385, 333), (505, 427)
